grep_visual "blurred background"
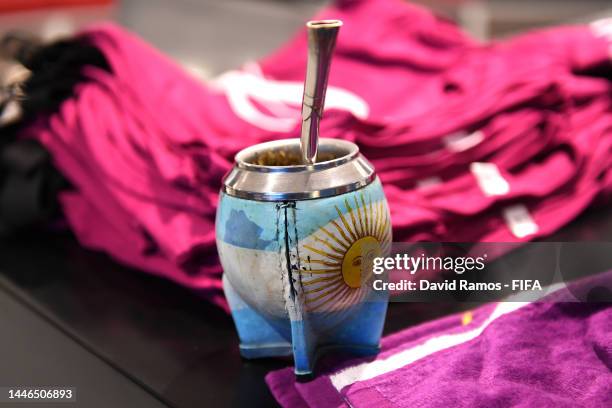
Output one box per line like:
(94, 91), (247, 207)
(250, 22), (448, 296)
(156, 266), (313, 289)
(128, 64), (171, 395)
(2, 0), (612, 78)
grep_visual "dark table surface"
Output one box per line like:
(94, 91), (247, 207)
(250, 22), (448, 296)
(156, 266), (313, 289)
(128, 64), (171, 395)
(1, 2), (611, 407)
(0, 203), (610, 408)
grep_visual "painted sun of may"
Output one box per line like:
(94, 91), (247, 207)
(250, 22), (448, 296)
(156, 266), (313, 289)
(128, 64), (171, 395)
(299, 193), (391, 313)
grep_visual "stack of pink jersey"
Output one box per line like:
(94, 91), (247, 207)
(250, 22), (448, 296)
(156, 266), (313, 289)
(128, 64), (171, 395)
(23, 0), (612, 309)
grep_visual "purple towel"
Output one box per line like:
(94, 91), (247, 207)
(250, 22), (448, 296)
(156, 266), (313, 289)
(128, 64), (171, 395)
(266, 273), (612, 407)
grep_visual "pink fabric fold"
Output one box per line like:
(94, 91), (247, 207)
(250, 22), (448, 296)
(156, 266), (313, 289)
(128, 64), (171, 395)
(22, 0), (612, 310)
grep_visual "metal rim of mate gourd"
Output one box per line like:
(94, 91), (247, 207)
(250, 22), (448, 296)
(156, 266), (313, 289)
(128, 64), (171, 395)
(222, 138), (376, 201)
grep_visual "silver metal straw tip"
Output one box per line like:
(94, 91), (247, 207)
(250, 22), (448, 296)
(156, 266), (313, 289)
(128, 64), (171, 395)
(306, 20), (343, 29)
(300, 19), (342, 165)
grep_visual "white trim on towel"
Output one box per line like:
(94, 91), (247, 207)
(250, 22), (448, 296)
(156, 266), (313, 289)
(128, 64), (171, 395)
(330, 301), (529, 391)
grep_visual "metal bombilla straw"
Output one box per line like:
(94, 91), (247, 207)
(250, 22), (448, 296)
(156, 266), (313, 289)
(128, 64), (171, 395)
(300, 19), (342, 165)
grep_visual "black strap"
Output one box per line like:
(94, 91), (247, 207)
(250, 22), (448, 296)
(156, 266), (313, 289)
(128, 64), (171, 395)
(0, 139), (67, 236)
(0, 33), (109, 236)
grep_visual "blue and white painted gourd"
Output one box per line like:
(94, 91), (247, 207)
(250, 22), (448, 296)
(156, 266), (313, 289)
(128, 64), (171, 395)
(216, 138), (391, 376)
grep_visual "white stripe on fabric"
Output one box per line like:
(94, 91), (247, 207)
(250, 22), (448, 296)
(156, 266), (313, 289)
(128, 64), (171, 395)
(444, 130), (484, 152)
(590, 18), (612, 59)
(416, 176), (442, 189)
(211, 65), (369, 132)
(329, 301), (529, 391)
(590, 18), (612, 41)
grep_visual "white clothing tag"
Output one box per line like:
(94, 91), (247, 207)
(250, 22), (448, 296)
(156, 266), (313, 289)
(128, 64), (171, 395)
(470, 162), (510, 196)
(503, 204), (539, 238)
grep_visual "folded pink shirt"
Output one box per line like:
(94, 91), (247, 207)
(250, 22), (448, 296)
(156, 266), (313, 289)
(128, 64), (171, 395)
(22, 0), (612, 310)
